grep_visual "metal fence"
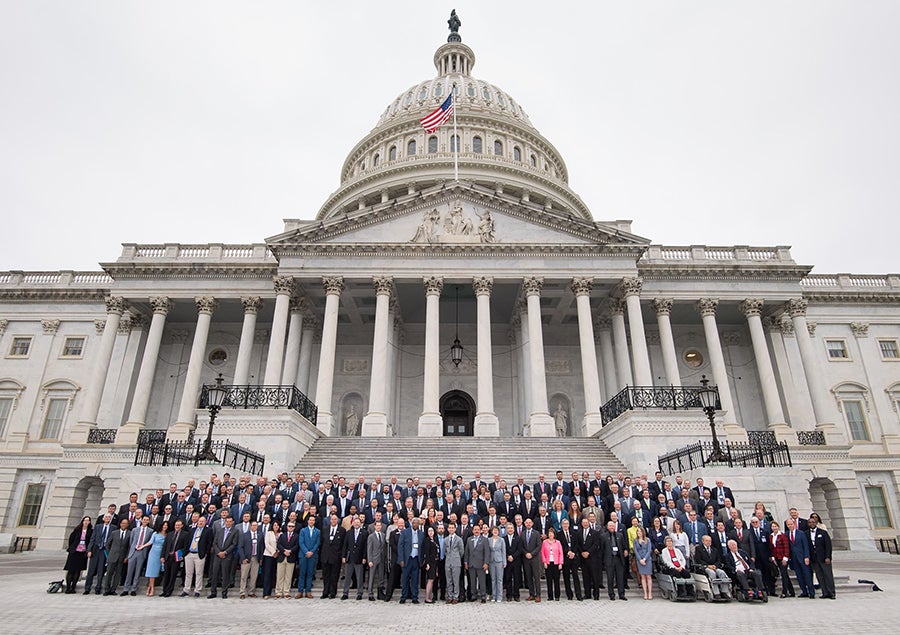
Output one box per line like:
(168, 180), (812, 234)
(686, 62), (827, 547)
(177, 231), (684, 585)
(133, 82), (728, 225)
(199, 384), (318, 425)
(134, 438), (266, 475)
(797, 430), (826, 445)
(876, 537), (900, 554)
(658, 439), (792, 474)
(87, 428), (117, 444)
(600, 385), (715, 425)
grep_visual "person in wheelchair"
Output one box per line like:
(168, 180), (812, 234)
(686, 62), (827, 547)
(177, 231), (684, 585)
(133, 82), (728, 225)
(693, 534), (732, 599)
(723, 539), (765, 601)
(659, 535), (695, 598)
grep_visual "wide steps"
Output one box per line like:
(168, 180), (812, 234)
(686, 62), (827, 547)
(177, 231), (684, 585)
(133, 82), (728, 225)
(292, 437), (628, 479)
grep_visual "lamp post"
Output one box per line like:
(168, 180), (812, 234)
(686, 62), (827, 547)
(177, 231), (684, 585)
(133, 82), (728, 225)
(698, 374), (728, 463)
(450, 285), (463, 366)
(197, 373), (227, 462)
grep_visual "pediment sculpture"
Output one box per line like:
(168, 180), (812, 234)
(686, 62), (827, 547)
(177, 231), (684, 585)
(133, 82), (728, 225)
(410, 200), (496, 244)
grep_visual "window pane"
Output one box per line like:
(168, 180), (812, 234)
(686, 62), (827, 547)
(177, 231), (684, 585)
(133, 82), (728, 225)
(866, 486), (893, 528)
(407, 140), (416, 156)
(41, 398), (67, 440)
(513, 146), (521, 161)
(843, 400), (869, 441)
(428, 136), (438, 154)
(18, 483), (46, 527)
(388, 146), (397, 161)
(0, 398), (11, 437)
(530, 154), (537, 167)
(879, 340), (899, 359)
(826, 340), (848, 359)
(494, 140), (503, 156)
(450, 135), (459, 152)
(10, 337), (30, 356)
(472, 136), (482, 153)
(62, 337), (84, 357)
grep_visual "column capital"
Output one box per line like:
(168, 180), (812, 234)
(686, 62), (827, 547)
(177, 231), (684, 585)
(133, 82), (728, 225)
(105, 296), (127, 316)
(619, 276), (643, 297)
(606, 297), (625, 316)
(651, 297), (674, 316)
(373, 276), (395, 296)
(150, 296), (173, 315)
(195, 296), (218, 315)
(423, 275), (444, 296)
(240, 296), (263, 314)
(473, 276), (494, 296)
(807, 321), (817, 337)
(522, 276), (544, 297)
(739, 298), (765, 317)
(594, 315), (612, 331)
(323, 276), (345, 295)
(850, 321), (869, 338)
(696, 297), (719, 317)
(570, 276), (593, 297)
(273, 275), (295, 296)
(786, 298), (808, 317)
(94, 319), (106, 335)
(302, 315), (318, 330)
(289, 295), (310, 313)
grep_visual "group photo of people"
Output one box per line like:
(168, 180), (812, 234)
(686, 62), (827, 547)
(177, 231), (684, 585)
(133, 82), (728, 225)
(61, 468), (836, 604)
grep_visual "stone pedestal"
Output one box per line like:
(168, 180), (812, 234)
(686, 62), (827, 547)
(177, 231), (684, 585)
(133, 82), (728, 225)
(114, 422), (144, 446)
(474, 413), (500, 437)
(582, 412), (603, 438)
(528, 413), (556, 437)
(417, 413), (443, 437)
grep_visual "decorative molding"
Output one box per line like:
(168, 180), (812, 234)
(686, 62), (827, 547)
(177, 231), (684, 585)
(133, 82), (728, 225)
(807, 322), (817, 337)
(195, 296), (218, 314)
(0, 319), (6, 334)
(472, 275), (494, 296)
(570, 276), (593, 297)
(322, 276), (345, 295)
(372, 276), (395, 296)
(721, 331), (742, 346)
(150, 296), (173, 315)
(607, 297), (625, 316)
(423, 275), (444, 296)
(273, 275), (295, 296)
(522, 276), (543, 296)
(594, 316), (612, 331)
(254, 328), (270, 344)
(545, 359), (572, 375)
(240, 296), (263, 314)
(778, 316), (795, 337)
(787, 298), (808, 317)
(833, 381), (871, 413)
(93, 319), (106, 335)
(440, 358), (477, 375)
(651, 298), (673, 316)
(302, 316), (318, 330)
(739, 298), (764, 317)
(645, 330), (661, 345)
(105, 296), (127, 315)
(341, 359), (369, 374)
(619, 276), (643, 297)
(41, 319), (60, 334)
(696, 298), (719, 317)
(850, 321), (869, 338)
(170, 329), (191, 343)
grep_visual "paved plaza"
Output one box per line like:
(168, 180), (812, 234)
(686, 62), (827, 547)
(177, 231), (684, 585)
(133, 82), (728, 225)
(3, 552), (898, 634)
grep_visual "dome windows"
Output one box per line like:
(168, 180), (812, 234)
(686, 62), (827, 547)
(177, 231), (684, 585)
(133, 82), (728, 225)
(407, 139), (417, 156)
(472, 136), (483, 154)
(494, 140), (503, 156)
(482, 86), (491, 102)
(428, 136), (438, 154)
(530, 154), (537, 167)
(513, 146), (522, 162)
(450, 135), (459, 152)
(419, 87), (428, 101)
(497, 92), (506, 108)
(467, 83), (475, 98)
(373, 153), (380, 167)
(388, 145), (397, 161)
(404, 92), (413, 106)
(434, 83), (443, 98)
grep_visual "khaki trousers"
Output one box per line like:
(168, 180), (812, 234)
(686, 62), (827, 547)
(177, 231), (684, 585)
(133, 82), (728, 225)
(275, 560), (294, 596)
(183, 552), (203, 594)
(240, 557), (260, 595)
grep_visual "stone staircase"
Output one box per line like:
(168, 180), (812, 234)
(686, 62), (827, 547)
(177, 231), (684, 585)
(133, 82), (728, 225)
(292, 437), (629, 480)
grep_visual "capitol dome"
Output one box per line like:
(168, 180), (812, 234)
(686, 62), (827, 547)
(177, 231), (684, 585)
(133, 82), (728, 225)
(316, 30), (592, 221)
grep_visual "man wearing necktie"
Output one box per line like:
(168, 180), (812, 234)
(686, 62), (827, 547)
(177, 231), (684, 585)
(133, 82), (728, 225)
(122, 516), (154, 595)
(84, 514), (112, 595)
(103, 518), (131, 595)
(342, 517), (368, 600)
(785, 518), (814, 598)
(522, 518), (542, 602)
(161, 519), (188, 597)
(366, 520), (386, 601)
(208, 516), (239, 599)
(443, 523), (464, 603)
(296, 515), (321, 598)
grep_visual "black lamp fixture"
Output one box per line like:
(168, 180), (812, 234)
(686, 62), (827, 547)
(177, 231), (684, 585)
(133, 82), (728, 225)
(698, 374), (728, 463)
(197, 373), (227, 462)
(450, 285), (463, 366)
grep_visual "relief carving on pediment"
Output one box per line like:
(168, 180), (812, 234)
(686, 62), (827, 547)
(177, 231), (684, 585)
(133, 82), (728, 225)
(410, 200), (495, 244)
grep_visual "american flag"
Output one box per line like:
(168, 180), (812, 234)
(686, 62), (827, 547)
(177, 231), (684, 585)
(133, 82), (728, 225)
(419, 93), (454, 133)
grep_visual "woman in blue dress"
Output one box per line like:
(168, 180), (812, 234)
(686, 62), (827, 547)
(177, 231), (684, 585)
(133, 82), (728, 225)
(144, 521), (168, 596)
(633, 526), (654, 600)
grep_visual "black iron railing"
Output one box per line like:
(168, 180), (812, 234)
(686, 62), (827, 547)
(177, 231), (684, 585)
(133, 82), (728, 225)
(600, 385), (714, 425)
(797, 430), (826, 445)
(747, 430), (778, 447)
(137, 429), (167, 445)
(134, 438), (266, 476)
(876, 538), (899, 554)
(87, 428), (117, 444)
(658, 439), (792, 474)
(199, 384), (317, 425)
(12, 536), (36, 553)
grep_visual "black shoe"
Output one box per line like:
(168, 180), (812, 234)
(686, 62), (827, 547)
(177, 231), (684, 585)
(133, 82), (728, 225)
(320, 594), (328, 599)
(207, 594), (217, 599)
(83, 590), (91, 595)
(412, 599), (419, 604)
(369, 595), (375, 601)
(356, 595), (362, 600)
(779, 593), (787, 598)
(180, 591), (189, 597)
(481, 598), (486, 603)
(341, 595), (348, 600)
(194, 593), (200, 598)
(130, 591), (136, 596)
(619, 596), (627, 601)
(399, 599), (406, 604)
(221, 593), (228, 599)
(119, 591), (129, 596)
(798, 593), (809, 598)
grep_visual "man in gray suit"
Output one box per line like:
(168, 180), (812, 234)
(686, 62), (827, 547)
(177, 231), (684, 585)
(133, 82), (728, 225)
(464, 524), (490, 603)
(122, 515), (154, 595)
(366, 520), (387, 601)
(521, 517), (543, 601)
(103, 518), (131, 595)
(208, 516), (239, 598)
(444, 522), (465, 603)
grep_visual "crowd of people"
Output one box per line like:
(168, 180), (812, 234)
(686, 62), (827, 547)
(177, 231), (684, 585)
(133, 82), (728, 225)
(62, 469), (836, 604)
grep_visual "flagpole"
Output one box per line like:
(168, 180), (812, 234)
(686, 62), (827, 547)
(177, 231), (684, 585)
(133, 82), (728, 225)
(452, 83), (459, 182)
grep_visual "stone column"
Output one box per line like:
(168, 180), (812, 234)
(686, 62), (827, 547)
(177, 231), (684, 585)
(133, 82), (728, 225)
(281, 297), (305, 386)
(169, 296), (217, 440)
(788, 298), (844, 443)
(523, 277), (555, 436)
(609, 298), (633, 389)
(385, 306), (400, 436)
(116, 297), (172, 445)
(741, 299), (790, 435)
(294, 315), (316, 395)
(264, 276), (294, 385)
(418, 276), (444, 436)
(69, 296), (126, 443)
(314, 276), (344, 436)
(362, 276), (393, 436)
(571, 277), (602, 436)
(621, 277), (653, 386)
(515, 307), (532, 430)
(473, 276), (499, 436)
(595, 316), (618, 400)
(696, 298), (738, 426)
(233, 296), (262, 385)
(652, 298), (681, 387)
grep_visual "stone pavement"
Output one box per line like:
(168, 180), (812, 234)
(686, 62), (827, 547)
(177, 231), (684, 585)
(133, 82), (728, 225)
(2, 552), (898, 634)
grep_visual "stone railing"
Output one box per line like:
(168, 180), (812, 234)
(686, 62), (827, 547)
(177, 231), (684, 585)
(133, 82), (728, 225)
(119, 243), (274, 261)
(800, 274), (900, 290)
(641, 245), (795, 264)
(0, 270), (113, 287)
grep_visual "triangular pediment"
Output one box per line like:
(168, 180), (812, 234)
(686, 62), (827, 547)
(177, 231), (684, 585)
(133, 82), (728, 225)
(268, 184), (649, 250)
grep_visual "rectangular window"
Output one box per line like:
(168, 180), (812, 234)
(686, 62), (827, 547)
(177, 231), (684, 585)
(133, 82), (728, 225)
(825, 339), (849, 360)
(865, 486), (893, 529)
(878, 339), (899, 360)
(40, 399), (67, 440)
(843, 400), (870, 441)
(0, 398), (11, 437)
(17, 483), (46, 527)
(61, 337), (85, 358)
(8, 337), (31, 357)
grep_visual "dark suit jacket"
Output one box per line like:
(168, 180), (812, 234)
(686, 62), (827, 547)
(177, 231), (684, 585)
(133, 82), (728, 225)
(504, 532), (524, 564)
(558, 528), (580, 566)
(808, 527), (832, 562)
(343, 527), (368, 564)
(211, 525), (239, 560)
(276, 530), (300, 563)
(599, 530), (628, 565)
(164, 528), (190, 559)
(105, 527), (131, 562)
(787, 529), (810, 563)
(186, 525), (213, 559)
(693, 543), (723, 570)
(320, 526), (345, 565)
(750, 526), (771, 561)
(728, 528), (756, 560)
(519, 499), (539, 521)
(238, 528), (265, 561)
(521, 528), (542, 561)
(724, 548), (757, 574)
(534, 515), (552, 537)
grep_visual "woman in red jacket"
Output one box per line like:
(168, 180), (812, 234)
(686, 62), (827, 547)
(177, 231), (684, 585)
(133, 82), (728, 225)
(541, 527), (564, 601)
(769, 520), (794, 598)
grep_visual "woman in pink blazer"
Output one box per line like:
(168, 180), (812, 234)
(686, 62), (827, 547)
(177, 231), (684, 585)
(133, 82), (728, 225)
(541, 527), (564, 601)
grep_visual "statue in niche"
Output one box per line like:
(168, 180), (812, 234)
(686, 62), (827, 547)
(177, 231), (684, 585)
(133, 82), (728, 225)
(553, 401), (568, 437)
(411, 208), (441, 243)
(345, 404), (360, 436)
(476, 209), (495, 243)
(444, 200), (473, 236)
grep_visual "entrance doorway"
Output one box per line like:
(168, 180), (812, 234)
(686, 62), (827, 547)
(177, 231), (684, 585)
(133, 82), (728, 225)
(440, 390), (475, 436)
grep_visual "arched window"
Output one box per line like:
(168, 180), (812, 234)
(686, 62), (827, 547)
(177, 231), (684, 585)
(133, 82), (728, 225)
(482, 87), (491, 102)
(404, 92), (413, 106)
(434, 83), (443, 98)
(388, 146), (397, 161)
(494, 140), (503, 156)
(467, 82), (475, 97)
(419, 87), (427, 101)
(360, 160), (366, 172)
(372, 153), (380, 167)
(407, 139), (416, 156)
(530, 154), (537, 167)
(472, 136), (483, 154)
(428, 136), (438, 154)
(513, 146), (522, 162)
(450, 135), (459, 152)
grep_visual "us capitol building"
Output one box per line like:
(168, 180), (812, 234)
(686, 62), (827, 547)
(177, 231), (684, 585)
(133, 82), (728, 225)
(1, 18), (898, 553)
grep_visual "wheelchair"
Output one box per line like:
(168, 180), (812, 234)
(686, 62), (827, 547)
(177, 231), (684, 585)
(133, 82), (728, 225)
(656, 571), (697, 602)
(691, 567), (733, 603)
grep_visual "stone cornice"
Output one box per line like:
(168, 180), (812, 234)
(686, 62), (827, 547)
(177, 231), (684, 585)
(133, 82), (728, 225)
(639, 263), (813, 282)
(100, 262), (279, 280)
(802, 291), (900, 305)
(0, 288), (109, 302)
(273, 242), (643, 258)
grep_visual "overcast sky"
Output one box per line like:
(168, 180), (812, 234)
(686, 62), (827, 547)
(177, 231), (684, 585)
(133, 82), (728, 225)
(1, 1), (898, 274)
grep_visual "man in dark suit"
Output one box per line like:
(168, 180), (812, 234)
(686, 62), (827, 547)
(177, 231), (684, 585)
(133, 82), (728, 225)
(727, 517), (756, 561)
(502, 522), (523, 601)
(521, 518), (542, 601)
(342, 517), (368, 600)
(103, 518), (131, 595)
(807, 515), (835, 599)
(599, 520), (628, 600)
(577, 517), (602, 599)
(519, 491), (538, 522)
(274, 520), (299, 598)
(785, 518), (814, 597)
(160, 483), (179, 512)
(84, 513), (112, 594)
(181, 515), (212, 597)
(207, 516), (239, 598)
(117, 493), (139, 520)
(161, 519), (189, 597)
(320, 515), (344, 599)
(694, 534), (732, 599)
(786, 508), (809, 533)
(398, 517), (424, 603)
(712, 479), (735, 508)
(559, 518), (583, 601)
(724, 539), (765, 600)
(748, 515), (774, 594)
(648, 472), (667, 501)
